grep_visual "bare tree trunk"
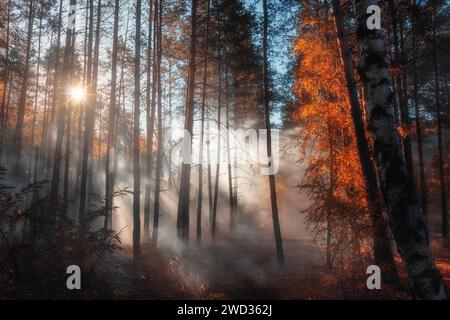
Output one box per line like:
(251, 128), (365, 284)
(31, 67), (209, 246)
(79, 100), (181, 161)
(29, 1), (44, 184)
(104, 0), (120, 230)
(176, 0), (198, 242)
(211, 3), (222, 240)
(0, 0), (12, 144)
(39, 31), (53, 173)
(431, 0), (448, 238)
(152, 0), (163, 245)
(196, 0), (210, 245)
(13, 0), (34, 175)
(133, 0), (143, 261)
(46, 0), (64, 173)
(326, 130), (334, 270)
(78, 0), (95, 223)
(410, 0), (428, 229)
(224, 68), (234, 231)
(355, 0), (447, 299)
(144, 0), (157, 241)
(0, 75), (13, 162)
(63, 107), (73, 214)
(263, 0), (285, 267)
(207, 119), (213, 226)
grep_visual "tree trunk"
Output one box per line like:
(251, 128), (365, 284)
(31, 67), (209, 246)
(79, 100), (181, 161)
(225, 68), (234, 231)
(355, 0), (447, 299)
(431, 0), (448, 238)
(410, 0), (428, 230)
(0, 0), (11, 138)
(133, 0), (143, 261)
(144, 0), (157, 241)
(176, 0), (198, 242)
(263, 0), (285, 267)
(196, 0), (210, 245)
(211, 3), (222, 240)
(78, 0), (95, 223)
(46, 0), (64, 172)
(29, 1), (44, 184)
(152, 0), (163, 245)
(326, 129), (334, 270)
(13, 0), (34, 175)
(104, 0), (120, 230)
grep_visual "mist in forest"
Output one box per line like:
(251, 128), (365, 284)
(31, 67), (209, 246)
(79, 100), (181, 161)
(0, 0), (449, 301)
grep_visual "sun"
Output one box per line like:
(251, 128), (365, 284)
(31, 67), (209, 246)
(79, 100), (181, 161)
(68, 86), (86, 103)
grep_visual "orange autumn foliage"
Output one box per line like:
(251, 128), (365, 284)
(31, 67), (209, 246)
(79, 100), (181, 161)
(292, 8), (372, 267)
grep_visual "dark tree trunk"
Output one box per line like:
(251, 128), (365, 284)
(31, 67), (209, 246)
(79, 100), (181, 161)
(431, 0), (448, 238)
(104, 0), (120, 230)
(144, 0), (157, 241)
(263, 0), (285, 267)
(410, 0), (428, 229)
(211, 3), (222, 240)
(78, 0), (95, 223)
(13, 0), (34, 174)
(46, 0), (64, 172)
(0, 0), (12, 148)
(196, 0), (210, 245)
(224, 68), (234, 231)
(133, 0), (143, 261)
(29, 1), (44, 184)
(152, 0), (163, 245)
(176, 0), (198, 242)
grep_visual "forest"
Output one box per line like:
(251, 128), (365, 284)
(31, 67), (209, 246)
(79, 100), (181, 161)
(0, 0), (449, 300)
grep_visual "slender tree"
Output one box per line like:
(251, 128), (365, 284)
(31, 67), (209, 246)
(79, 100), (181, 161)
(410, 0), (428, 227)
(133, 0), (143, 260)
(263, 0), (285, 267)
(211, 1), (222, 239)
(431, 0), (448, 238)
(176, 0), (199, 241)
(152, 0), (163, 244)
(196, 0), (211, 244)
(105, 0), (121, 229)
(12, 0), (34, 174)
(78, 0), (95, 223)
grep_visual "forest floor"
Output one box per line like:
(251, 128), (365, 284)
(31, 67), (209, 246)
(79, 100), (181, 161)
(2, 228), (449, 299)
(90, 234), (450, 300)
